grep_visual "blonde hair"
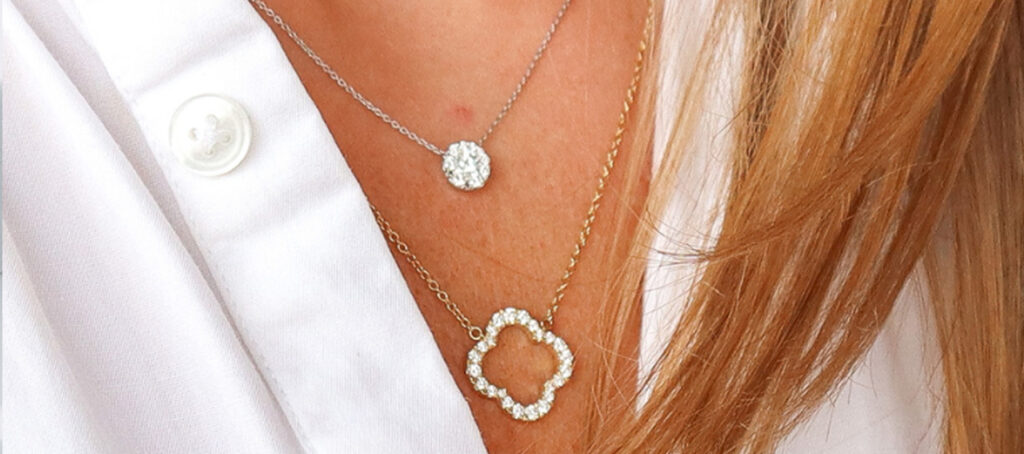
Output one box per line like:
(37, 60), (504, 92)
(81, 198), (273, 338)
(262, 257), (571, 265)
(586, 0), (1023, 452)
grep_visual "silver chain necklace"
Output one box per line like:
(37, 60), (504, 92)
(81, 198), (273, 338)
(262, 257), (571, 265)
(250, 0), (572, 191)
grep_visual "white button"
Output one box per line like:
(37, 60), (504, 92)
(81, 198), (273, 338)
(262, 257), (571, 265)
(169, 94), (252, 176)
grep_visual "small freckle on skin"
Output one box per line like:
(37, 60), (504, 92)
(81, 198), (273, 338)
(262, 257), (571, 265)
(452, 104), (474, 123)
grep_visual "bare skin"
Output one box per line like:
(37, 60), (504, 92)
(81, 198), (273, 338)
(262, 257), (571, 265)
(255, 1), (648, 452)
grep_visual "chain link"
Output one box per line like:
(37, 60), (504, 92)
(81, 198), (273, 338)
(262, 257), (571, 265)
(249, 0), (572, 156)
(543, 0), (653, 329)
(371, 208), (485, 339)
(370, 1), (653, 339)
(477, 0), (571, 145)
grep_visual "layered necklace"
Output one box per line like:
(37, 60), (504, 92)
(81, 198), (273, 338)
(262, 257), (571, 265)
(254, 0), (653, 422)
(252, 0), (573, 191)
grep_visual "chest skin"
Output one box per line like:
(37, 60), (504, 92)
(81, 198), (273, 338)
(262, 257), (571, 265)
(255, 1), (649, 451)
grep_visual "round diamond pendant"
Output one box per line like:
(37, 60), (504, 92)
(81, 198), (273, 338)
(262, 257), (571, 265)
(441, 141), (491, 191)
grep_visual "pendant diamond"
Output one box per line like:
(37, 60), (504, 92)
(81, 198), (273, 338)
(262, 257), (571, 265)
(465, 307), (574, 422)
(442, 141), (491, 191)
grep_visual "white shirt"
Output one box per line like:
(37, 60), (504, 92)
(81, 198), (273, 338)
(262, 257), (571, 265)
(2, 0), (943, 452)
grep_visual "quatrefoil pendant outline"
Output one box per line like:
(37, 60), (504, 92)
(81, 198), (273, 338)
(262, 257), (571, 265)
(465, 307), (574, 422)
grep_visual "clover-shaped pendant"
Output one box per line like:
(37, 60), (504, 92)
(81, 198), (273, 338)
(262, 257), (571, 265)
(465, 307), (574, 422)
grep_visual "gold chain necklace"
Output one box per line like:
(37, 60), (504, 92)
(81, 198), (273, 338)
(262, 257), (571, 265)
(371, 2), (652, 422)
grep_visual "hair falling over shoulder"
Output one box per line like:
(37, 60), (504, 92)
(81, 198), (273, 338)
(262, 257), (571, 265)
(585, 0), (1023, 452)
